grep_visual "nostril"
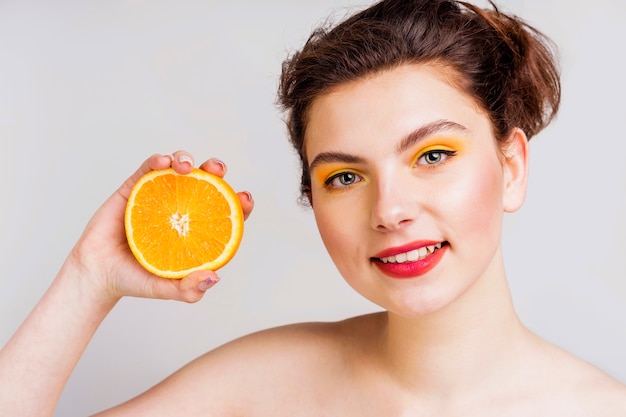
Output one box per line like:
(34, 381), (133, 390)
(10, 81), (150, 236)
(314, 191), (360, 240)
(369, 185), (417, 231)
(375, 217), (412, 232)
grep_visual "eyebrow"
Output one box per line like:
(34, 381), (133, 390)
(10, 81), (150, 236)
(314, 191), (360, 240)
(308, 119), (468, 172)
(308, 152), (365, 172)
(396, 119), (468, 154)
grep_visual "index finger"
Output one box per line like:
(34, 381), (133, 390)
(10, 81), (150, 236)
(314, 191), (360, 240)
(199, 158), (227, 178)
(117, 153), (174, 200)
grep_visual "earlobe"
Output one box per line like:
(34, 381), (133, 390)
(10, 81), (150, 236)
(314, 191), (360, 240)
(502, 128), (529, 213)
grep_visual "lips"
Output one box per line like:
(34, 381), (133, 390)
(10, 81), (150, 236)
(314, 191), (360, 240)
(372, 241), (448, 279)
(378, 242), (443, 264)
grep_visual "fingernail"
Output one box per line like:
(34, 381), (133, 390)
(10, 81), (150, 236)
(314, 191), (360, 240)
(243, 191), (254, 204)
(178, 155), (193, 166)
(198, 275), (220, 291)
(210, 158), (226, 174)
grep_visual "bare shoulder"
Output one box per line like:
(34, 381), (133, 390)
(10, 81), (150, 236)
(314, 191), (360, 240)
(199, 311), (383, 369)
(173, 312), (384, 413)
(527, 336), (626, 416)
(97, 313), (384, 416)
(565, 355), (626, 415)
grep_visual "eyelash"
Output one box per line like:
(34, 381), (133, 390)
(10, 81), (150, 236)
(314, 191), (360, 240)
(324, 171), (362, 190)
(322, 149), (457, 191)
(415, 149), (457, 167)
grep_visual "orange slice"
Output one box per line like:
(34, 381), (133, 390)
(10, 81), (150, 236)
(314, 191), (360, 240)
(124, 168), (244, 278)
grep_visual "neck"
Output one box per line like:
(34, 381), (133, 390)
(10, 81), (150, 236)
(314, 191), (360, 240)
(377, 248), (529, 398)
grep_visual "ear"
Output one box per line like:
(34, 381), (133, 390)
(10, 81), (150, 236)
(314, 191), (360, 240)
(501, 128), (529, 213)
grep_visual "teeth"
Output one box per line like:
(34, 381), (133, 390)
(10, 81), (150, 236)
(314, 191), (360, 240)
(379, 243), (442, 264)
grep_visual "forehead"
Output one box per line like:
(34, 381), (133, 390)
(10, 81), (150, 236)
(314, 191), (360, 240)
(304, 64), (491, 160)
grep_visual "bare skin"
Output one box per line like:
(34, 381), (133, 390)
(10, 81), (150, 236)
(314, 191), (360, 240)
(1, 66), (625, 417)
(0, 152), (254, 416)
(96, 314), (626, 416)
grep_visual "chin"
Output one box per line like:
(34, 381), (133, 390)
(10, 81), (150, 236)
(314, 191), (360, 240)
(387, 302), (451, 319)
(371, 289), (458, 319)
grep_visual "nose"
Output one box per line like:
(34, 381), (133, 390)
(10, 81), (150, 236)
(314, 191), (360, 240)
(369, 174), (417, 232)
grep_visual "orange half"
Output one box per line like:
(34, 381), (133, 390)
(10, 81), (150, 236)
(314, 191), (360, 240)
(125, 168), (244, 278)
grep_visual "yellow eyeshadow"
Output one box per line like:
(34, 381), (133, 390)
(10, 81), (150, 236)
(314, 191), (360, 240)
(421, 136), (467, 151)
(313, 166), (347, 185)
(410, 136), (467, 163)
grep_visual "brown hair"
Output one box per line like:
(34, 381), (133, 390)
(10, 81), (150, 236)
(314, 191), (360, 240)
(278, 0), (561, 203)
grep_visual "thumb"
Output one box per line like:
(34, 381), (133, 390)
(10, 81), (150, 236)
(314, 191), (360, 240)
(178, 270), (221, 300)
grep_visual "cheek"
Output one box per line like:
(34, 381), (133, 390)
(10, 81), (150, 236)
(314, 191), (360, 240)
(313, 203), (346, 255)
(312, 200), (363, 274)
(443, 160), (505, 239)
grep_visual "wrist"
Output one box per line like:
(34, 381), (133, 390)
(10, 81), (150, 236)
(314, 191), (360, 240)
(61, 249), (121, 312)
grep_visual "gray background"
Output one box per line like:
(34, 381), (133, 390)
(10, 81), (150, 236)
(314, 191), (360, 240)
(0, 0), (624, 415)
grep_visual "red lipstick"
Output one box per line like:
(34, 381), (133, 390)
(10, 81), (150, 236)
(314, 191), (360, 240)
(372, 241), (448, 279)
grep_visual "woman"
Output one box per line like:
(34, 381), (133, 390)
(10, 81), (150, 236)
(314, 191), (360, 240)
(1, 0), (625, 415)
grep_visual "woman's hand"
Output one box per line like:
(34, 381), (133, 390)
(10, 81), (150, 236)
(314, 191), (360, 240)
(68, 151), (254, 305)
(1, 151), (254, 416)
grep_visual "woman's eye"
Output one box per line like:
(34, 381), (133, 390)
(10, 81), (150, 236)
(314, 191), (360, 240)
(417, 150), (456, 166)
(326, 172), (361, 188)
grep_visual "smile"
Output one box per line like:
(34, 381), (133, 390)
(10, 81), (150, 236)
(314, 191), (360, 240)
(372, 241), (448, 279)
(378, 242), (444, 264)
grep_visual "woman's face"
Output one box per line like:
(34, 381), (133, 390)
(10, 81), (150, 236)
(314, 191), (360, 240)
(304, 64), (527, 317)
